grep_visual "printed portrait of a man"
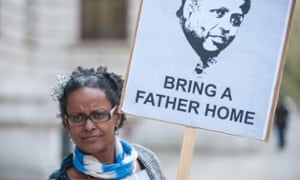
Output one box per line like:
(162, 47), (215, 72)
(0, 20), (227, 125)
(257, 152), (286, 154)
(177, 0), (251, 74)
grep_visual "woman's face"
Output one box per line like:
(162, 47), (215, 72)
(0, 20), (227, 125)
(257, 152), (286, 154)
(64, 87), (120, 155)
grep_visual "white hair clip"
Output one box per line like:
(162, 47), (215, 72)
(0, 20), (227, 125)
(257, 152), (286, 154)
(51, 75), (70, 101)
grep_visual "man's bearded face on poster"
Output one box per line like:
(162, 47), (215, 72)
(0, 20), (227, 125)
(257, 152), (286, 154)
(177, 0), (251, 74)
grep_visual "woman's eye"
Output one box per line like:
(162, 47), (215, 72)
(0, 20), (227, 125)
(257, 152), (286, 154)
(72, 115), (85, 122)
(92, 112), (106, 120)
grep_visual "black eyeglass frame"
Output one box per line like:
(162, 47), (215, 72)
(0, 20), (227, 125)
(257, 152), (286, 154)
(66, 106), (117, 126)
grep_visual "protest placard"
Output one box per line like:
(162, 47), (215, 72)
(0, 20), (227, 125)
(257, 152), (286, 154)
(121, 0), (295, 178)
(121, 0), (295, 141)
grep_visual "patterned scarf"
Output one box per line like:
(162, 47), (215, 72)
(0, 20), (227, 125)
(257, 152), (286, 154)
(73, 137), (138, 179)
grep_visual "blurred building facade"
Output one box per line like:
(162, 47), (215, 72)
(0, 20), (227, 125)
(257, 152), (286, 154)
(0, 0), (278, 179)
(0, 0), (140, 179)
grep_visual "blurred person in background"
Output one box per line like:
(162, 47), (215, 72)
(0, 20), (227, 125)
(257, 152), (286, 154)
(48, 66), (166, 180)
(275, 96), (289, 150)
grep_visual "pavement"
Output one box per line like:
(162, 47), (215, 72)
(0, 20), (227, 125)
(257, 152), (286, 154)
(155, 107), (300, 180)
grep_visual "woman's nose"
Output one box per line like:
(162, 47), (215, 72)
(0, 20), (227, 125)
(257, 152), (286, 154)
(83, 118), (96, 131)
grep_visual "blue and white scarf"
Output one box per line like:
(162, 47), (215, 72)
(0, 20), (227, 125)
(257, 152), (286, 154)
(73, 137), (138, 179)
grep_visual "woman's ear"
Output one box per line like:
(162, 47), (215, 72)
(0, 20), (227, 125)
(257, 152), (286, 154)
(114, 109), (122, 127)
(62, 114), (71, 132)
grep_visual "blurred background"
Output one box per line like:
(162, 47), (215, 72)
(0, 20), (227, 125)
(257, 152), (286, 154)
(0, 0), (299, 179)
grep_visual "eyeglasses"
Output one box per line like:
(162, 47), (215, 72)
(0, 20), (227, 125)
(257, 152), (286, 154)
(66, 106), (117, 126)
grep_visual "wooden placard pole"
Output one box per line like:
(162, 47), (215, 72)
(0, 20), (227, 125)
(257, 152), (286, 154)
(176, 126), (198, 180)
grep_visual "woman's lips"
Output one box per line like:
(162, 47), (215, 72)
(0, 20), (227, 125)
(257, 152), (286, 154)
(81, 135), (101, 141)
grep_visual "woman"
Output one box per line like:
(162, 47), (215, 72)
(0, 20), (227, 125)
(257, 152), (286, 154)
(49, 66), (166, 180)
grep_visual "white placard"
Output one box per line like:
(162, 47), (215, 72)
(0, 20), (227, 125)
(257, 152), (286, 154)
(121, 0), (295, 140)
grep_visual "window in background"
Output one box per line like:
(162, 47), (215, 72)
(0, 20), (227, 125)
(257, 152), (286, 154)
(81, 0), (127, 40)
